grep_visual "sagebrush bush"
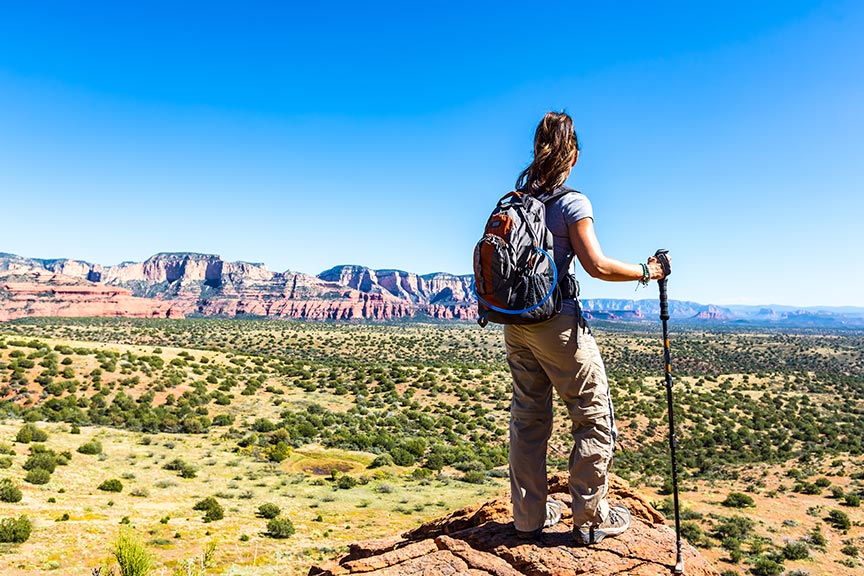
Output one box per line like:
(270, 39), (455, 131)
(0, 515), (32, 543)
(77, 440), (103, 455)
(0, 479), (23, 503)
(266, 516), (295, 538)
(163, 458), (197, 478)
(783, 540), (810, 560)
(99, 479), (124, 492)
(257, 503), (281, 519)
(15, 423), (48, 443)
(23, 451), (57, 474)
(337, 475), (358, 489)
(827, 509), (851, 531)
(841, 543), (859, 557)
(461, 470), (485, 484)
(25, 468), (51, 485)
(680, 521), (705, 547)
(721, 492), (755, 508)
(368, 453), (394, 468)
(0, 456), (12, 469)
(193, 497), (224, 522)
(750, 556), (783, 576)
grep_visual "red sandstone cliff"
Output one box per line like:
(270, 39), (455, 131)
(0, 253), (475, 321)
(0, 272), (181, 322)
(2, 252), (760, 323)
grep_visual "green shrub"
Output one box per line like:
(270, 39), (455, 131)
(15, 423), (48, 443)
(266, 442), (291, 463)
(750, 556), (783, 576)
(266, 516), (295, 538)
(712, 515), (754, 540)
(840, 543), (859, 557)
(77, 440), (103, 455)
(25, 468), (51, 485)
(461, 470), (485, 484)
(368, 454), (394, 468)
(389, 447), (415, 466)
(0, 479), (23, 503)
(680, 521), (705, 547)
(0, 515), (32, 543)
(163, 458), (197, 478)
(721, 492), (755, 508)
(782, 540), (810, 560)
(0, 457), (12, 469)
(844, 493), (860, 507)
(423, 453), (444, 471)
(193, 497), (224, 522)
(805, 526), (827, 550)
(212, 414), (234, 426)
(337, 475), (358, 489)
(793, 481), (821, 495)
(23, 451), (57, 474)
(98, 479), (124, 492)
(826, 509), (851, 531)
(814, 477), (831, 488)
(113, 528), (153, 576)
(256, 503), (281, 519)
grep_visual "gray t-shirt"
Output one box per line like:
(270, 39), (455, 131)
(544, 187), (593, 315)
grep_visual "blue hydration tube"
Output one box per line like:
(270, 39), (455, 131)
(474, 246), (558, 315)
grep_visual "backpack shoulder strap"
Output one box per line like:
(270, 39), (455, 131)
(536, 186), (580, 205)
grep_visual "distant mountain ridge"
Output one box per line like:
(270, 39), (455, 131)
(0, 252), (473, 321)
(1, 252), (862, 326)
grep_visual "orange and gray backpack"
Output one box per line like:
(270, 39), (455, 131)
(473, 188), (577, 327)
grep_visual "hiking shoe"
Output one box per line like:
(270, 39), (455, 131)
(515, 500), (563, 539)
(574, 505), (631, 545)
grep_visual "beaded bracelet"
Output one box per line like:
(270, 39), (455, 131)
(639, 262), (650, 286)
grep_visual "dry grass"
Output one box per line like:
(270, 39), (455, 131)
(0, 422), (506, 575)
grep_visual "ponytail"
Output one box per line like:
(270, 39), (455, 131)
(516, 111), (580, 195)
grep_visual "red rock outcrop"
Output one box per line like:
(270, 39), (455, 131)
(0, 253), (475, 322)
(0, 274), (182, 321)
(310, 473), (719, 576)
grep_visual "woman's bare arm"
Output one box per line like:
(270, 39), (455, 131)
(569, 218), (667, 282)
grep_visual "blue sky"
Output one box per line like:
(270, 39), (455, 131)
(1, 1), (861, 307)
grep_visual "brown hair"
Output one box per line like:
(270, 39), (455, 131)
(515, 111), (580, 195)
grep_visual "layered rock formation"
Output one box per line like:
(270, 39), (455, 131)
(310, 472), (718, 576)
(5, 251), (810, 324)
(0, 253), (475, 321)
(0, 273), (181, 321)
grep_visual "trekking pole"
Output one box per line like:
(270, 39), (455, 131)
(655, 249), (684, 574)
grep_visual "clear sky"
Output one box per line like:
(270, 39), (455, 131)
(1, 1), (861, 307)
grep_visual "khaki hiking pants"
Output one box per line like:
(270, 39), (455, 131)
(504, 313), (618, 532)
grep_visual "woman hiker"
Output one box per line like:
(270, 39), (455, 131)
(506, 111), (670, 545)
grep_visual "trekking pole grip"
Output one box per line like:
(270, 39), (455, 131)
(655, 249), (670, 321)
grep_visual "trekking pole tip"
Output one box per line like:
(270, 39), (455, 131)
(674, 552), (684, 574)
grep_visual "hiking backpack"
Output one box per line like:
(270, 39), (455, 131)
(473, 188), (576, 327)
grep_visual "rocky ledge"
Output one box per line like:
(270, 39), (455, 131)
(309, 473), (718, 576)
